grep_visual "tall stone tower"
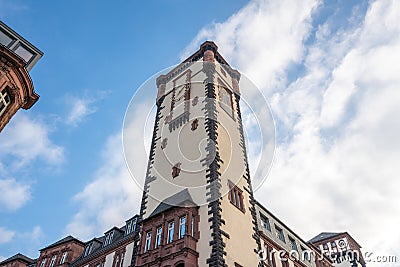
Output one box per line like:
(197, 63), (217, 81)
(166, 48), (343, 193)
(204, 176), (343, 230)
(135, 41), (261, 267)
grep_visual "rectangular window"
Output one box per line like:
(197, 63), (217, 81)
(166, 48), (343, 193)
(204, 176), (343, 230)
(0, 29), (15, 47)
(0, 88), (11, 117)
(144, 231), (152, 253)
(104, 231), (114, 246)
(59, 252), (68, 264)
(179, 216), (186, 239)
(167, 221), (174, 243)
(275, 225), (285, 243)
(228, 181), (245, 213)
(155, 227), (162, 248)
(84, 243), (93, 256)
(191, 217), (195, 237)
(289, 236), (298, 251)
(132, 218), (137, 232)
(301, 246), (311, 261)
(39, 258), (47, 267)
(260, 213), (271, 231)
(114, 255), (119, 267)
(49, 256), (56, 267)
(126, 221), (132, 235)
(218, 85), (234, 117)
(120, 252), (124, 267)
(13, 43), (34, 63)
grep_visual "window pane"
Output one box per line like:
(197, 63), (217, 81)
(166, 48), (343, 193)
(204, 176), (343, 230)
(156, 227), (162, 247)
(14, 45), (34, 62)
(179, 217), (186, 238)
(0, 30), (13, 46)
(168, 222), (174, 243)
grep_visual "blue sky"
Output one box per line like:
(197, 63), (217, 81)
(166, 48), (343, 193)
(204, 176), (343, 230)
(1, 1), (400, 266)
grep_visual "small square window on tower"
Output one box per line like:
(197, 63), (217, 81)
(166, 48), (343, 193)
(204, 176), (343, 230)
(191, 119), (199, 131)
(192, 96), (199, 106)
(161, 138), (168, 149)
(172, 163), (181, 178)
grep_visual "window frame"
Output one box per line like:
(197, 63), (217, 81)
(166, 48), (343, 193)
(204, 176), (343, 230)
(59, 252), (68, 264)
(288, 236), (298, 252)
(228, 181), (245, 213)
(155, 226), (163, 248)
(218, 83), (234, 118)
(49, 255), (57, 267)
(0, 87), (11, 118)
(167, 221), (174, 244)
(178, 216), (186, 239)
(39, 258), (47, 267)
(144, 231), (152, 253)
(275, 225), (286, 243)
(260, 213), (271, 232)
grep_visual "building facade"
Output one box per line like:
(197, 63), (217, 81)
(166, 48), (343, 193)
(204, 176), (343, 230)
(0, 41), (366, 267)
(308, 232), (366, 267)
(0, 20), (42, 132)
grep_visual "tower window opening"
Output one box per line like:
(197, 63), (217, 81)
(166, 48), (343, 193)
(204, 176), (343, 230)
(172, 163), (181, 178)
(228, 181), (245, 213)
(191, 119), (199, 131)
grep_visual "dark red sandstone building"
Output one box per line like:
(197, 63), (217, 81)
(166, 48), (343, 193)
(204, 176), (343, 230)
(0, 42), (366, 267)
(0, 20), (42, 132)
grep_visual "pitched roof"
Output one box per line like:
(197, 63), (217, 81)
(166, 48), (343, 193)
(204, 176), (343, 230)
(147, 189), (196, 219)
(0, 253), (34, 265)
(308, 232), (344, 244)
(40, 235), (84, 251)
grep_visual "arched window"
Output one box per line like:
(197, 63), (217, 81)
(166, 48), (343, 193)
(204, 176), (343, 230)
(175, 263), (184, 267)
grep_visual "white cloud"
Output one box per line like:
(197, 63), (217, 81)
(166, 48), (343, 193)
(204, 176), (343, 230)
(184, 0), (400, 266)
(65, 132), (143, 240)
(0, 227), (15, 244)
(0, 113), (64, 168)
(0, 178), (31, 211)
(181, 0), (320, 92)
(65, 71), (162, 240)
(65, 92), (104, 127)
(23, 225), (44, 244)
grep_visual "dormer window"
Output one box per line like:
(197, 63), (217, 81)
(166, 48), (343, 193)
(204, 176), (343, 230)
(126, 221), (133, 235)
(104, 230), (114, 246)
(125, 218), (137, 235)
(84, 242), (93, 256)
